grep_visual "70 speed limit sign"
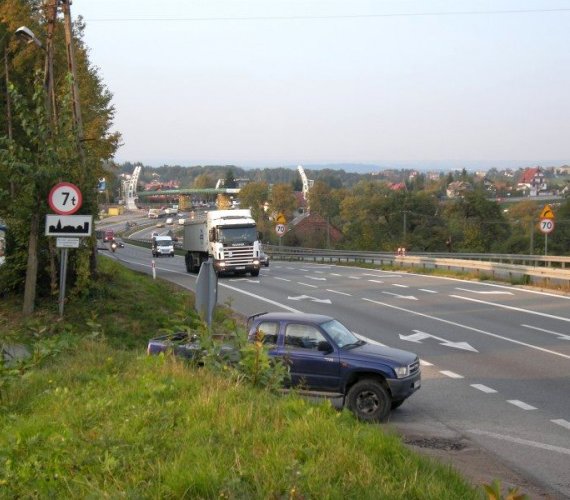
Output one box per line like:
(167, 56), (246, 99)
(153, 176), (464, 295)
(275, 224), (286, 237)
(539, 218), (555, 234)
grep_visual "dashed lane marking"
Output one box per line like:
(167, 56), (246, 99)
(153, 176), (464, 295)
(471, 384), (498, 394)
(419, 289), (438, 294)
(440, 370), (464, 379)
(274, 277), (291, 282)
(297, 282), (318, 288)
(326, 289), (352, 296)
(552, 419), (570, 431)
(507, 400), (537, 411)
(392, 284), (409, 288)
(368, 280), (384, 284)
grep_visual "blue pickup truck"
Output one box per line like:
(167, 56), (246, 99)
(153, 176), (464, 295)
(148, 312), (421, 421)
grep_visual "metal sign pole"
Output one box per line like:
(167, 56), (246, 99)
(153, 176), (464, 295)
(58, 247), (68, 316)
(544, 234), (548, 256)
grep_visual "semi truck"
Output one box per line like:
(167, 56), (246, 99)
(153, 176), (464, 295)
(183, 209), (262, 276)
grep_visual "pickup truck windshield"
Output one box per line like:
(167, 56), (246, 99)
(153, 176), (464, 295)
(218, 226), (257, 244)
(320, 319), (360, 348)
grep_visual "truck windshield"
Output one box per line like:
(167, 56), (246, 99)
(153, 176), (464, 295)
(218, 226), (257, 244)
(157, 241), (171, 247)
(320, 319), (360, 348)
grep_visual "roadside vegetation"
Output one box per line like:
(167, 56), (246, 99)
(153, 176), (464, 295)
(0, 258), (484, 498)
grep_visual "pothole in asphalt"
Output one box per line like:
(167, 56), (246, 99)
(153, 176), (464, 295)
(403, 437), (467, 451)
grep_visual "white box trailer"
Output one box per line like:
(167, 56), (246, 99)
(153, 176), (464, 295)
(183, 209), (262, 276)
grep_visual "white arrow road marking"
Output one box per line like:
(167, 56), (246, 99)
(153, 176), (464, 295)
(522, 324), (570, 340)
(552, 419), (570, 431)
(507, 400), (537, 411)
(468, 429), (570, 455)
(363, 297), (570, 360)
(304, 275), (327, 281)
(440, 370), (464, 379)
(455, 287), (514, 295)
(288, 295), (332, 304)
(399, 330), (478, 352)
(450, 295), (570, 323)
(471, 384), (498, 393)
(382, 291), (418, 300)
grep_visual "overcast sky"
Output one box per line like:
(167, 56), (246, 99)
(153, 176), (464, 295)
(70, 0), (570, 169)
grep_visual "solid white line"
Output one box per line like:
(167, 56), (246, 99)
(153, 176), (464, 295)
(450, 295), (570, 323)
(326, 289), (352, 296)
(419, 289), (438, 294)
(455, 287), (513, 295)
(420, 359), (433, 366)
(362, 298), (570, 360)
(471, 384), (498, 394)
(274, 277), (291, 282)
(368, 280), (384, 284)
(552, 419), (570, 430)
(507, 400), (537, 411)
(297, 282), (318, 288)
(393, 284), (409, 288)
(440, 370), (463, 379)
(468, 429), (570, 456)
(362, 273), (402, 278)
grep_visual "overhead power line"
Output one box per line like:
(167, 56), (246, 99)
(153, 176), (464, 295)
(81, 8), (570, 23)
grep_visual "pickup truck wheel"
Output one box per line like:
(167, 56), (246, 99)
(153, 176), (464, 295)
(347, 380), (391, 422)
(250, 269), (260, 277)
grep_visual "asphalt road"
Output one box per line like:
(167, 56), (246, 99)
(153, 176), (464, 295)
(105, 240), (570, 498)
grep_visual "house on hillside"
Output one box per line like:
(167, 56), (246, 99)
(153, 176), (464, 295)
(286, 212), (343, 247)
(517, 167), (547, 196)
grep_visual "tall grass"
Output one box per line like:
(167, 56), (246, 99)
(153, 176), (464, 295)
(0, 259), (479, 499)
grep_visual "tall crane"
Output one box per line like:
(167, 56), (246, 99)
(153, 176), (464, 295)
(297, 165), (314, 208)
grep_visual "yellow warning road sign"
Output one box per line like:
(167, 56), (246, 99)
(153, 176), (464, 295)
(276, 213), (287, 224)
(539, 204), (555, 219)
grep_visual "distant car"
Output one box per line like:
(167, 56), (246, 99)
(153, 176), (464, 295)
(156, 222), (165, 228)
(260, 251), (270, 267)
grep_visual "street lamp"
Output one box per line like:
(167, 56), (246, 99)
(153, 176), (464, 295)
(14, 26), (43, 48)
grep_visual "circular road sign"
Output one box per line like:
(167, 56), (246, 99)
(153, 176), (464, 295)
(539, 218), (555, 234)
(275, 223), (286, 237)
(48, 182), (82, 215)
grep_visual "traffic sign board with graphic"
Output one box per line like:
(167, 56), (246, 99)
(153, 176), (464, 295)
(48, 182), (82, 215)
(539, 204), (555, 219)
(275, 224), (286, 237)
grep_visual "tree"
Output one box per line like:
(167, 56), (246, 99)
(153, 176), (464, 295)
(193, 173), (215, 189)
(224, 168), (236, 188)
(0, 1), (121, 313)
(308, 181), (339, 221)
(270, 183), (297, 220)
(238, 181), (268, 221)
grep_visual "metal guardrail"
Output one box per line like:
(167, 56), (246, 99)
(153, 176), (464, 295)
(264, 245), (570, 287)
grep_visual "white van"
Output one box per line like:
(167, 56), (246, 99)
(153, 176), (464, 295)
(152, 235), (174, 257)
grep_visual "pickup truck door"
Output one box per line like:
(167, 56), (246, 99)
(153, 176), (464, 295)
(279, 323), (340, 391)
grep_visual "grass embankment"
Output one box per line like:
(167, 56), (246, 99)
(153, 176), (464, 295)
(0, 259), (479, 499)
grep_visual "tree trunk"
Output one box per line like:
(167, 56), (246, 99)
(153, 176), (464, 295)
(22, 211), (39, 315)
